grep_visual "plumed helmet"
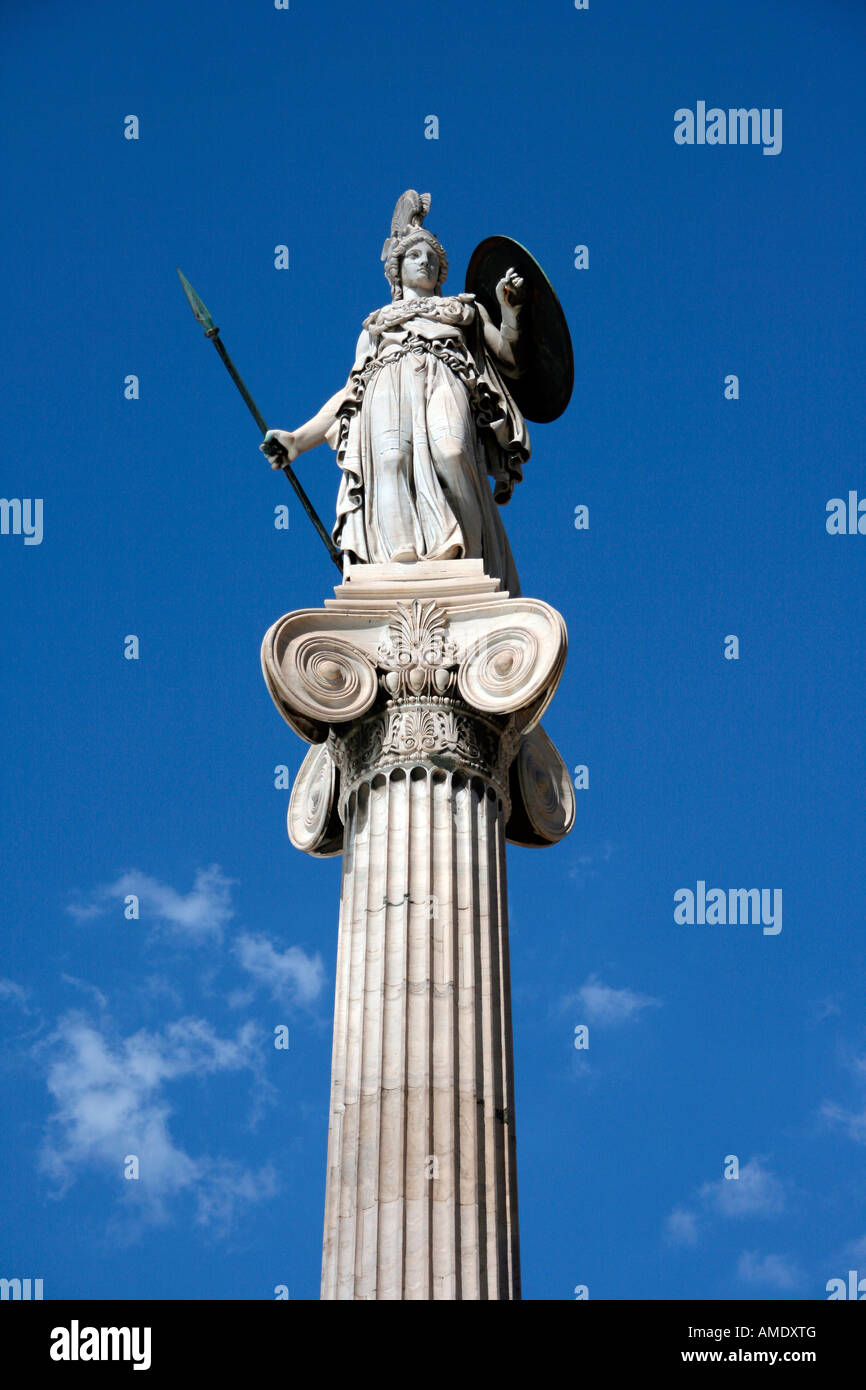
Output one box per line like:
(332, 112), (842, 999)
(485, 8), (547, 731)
(381, 189), (448, 299)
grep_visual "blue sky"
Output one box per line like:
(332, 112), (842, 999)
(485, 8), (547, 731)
(1, 0), (865, 1300)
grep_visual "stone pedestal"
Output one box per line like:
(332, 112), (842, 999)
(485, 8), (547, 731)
(261, 560), (573, 1300)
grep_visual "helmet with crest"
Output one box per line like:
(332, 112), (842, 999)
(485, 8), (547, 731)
(381, 189), (449, 300)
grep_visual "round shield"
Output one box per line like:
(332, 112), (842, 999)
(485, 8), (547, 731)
(465, 235), (573, 423)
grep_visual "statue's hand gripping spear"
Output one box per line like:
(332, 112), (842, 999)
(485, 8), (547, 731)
(177, 269), (343, 573)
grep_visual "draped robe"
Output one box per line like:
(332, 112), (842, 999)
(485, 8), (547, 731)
(324, 293), (530, 595)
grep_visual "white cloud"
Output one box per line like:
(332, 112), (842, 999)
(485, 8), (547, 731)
(139, 976), (184, 1009)
(665, 1207), (699, 1246)
(67, 866), (235, 942)
(811, 996), (841, 1022)
(700, 1158), (785, 1218)
(234, 933), (325, 1007)
(39, 1012), (275, 1230)
(820, 1100), (866, 1145)
(0, 978), (30, 1012)
(193, 1160), (280, 1230)
(845, 1233), (866, 1261)
(61, 975), (108, 1010)
(737, 1251), (802, 1290)
(564, 974), (661, 1027)
(822, 1054), (866, 1145)
(664, 1158), (785, 1248)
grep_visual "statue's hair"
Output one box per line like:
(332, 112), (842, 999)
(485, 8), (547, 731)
(385, 226), (449, 300)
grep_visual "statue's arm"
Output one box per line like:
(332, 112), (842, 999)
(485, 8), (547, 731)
(291, 385), (348, 453)
(261, 330), (372, 464)
(480, 269), (526, 375)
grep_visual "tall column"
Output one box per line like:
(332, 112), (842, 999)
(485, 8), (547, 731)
(324, 749), (518, 1298)
(261, 560), (574, 1300)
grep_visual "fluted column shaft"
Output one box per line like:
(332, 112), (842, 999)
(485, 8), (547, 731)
(321, 763), (520, 1300)
(261, 564), (572, 1301)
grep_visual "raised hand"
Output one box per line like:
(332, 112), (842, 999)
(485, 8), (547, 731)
(495, 267), (526, 312)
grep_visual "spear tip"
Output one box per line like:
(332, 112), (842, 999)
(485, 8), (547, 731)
(177, 267), (216, 333)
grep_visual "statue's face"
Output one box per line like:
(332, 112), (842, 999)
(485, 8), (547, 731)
(401, 240), (439, 293)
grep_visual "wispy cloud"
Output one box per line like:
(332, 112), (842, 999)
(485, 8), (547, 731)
(233, 933), (325, 1008)
(38, 1011), (276, 1232)
(0, 978), (30, 1012)
(845, 1233), (866, 1262)
(822, 1045), (866, 1145)
(737, 1250), (802, 1290)
(665, 1158), (785, 1247)
(562, 974), (661, 1027)
(810, 996), (842, 1023)
(61, 975), (108, 1010)
(568, 840), (616, 887)
(67, 866), (235, 943)
(63, 865), (325, 1022)
(665, 1207), (698, 1246)
(821, 1100), (866, 1144)
(821, 1051), (866, 1145)
(700, 1157), (785, 1218)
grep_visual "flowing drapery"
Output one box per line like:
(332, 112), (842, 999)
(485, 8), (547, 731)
(324, 294), (529, 594)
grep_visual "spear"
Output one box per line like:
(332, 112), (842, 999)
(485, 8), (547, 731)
(177, 268), (343, 572)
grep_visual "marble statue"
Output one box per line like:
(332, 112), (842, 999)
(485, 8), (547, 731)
(261, 191), (539, 594)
